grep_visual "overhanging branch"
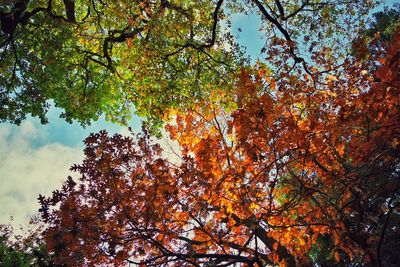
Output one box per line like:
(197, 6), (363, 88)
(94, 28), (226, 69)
(250, 0), (313, 75)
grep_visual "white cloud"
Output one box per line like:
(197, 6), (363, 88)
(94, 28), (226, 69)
(159, 131), (182, 165)
(0, 120), (181, 231)
(0, 121), (84, 228)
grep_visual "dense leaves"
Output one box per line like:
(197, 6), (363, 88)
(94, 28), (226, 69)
(39, 24), (400, 266)
(1, 0), (237, 128)
(1, 0), (375, 131)
(0, 222), (56, 266)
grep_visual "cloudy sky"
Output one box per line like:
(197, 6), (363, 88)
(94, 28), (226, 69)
(0, 108), (142, 228)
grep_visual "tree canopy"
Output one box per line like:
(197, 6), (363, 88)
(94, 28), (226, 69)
(38, 5), (400, 266)
(0, 222), (56, 266)
(1, 0), (399, 266)
(1, 0), (238, 129)
(1, 0), (374, 130)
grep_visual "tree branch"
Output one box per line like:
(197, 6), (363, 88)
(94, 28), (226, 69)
(103, 27), (144, 70)
(376, 194), (397, 267)
(231, 214), (297, 266)
(165, 0), (224, 57)
(63, 0), (76, 22)
(251, 0), (313, 75)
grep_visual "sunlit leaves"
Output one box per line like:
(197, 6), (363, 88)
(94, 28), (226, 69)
(0, 0), (237, 130)
(33, 2), (400, 267)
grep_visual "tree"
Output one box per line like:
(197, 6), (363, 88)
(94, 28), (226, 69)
(0, 0), (237, 129)
(0, 221), (57, 266)
(38, 23), (400, 266)
(1, 0), (374, 131)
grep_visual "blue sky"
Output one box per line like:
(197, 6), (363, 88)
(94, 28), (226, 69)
(0, 107), (140, 226)
(231, 13), (264, 61)
(0, 108), (144, 229)
(0, 0), (396, 230)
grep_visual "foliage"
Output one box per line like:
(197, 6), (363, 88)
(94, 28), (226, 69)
(1, 0), (238, 129)
(1, 0), (376, 132)
(38, 23), (400, 266)
(0, 221), (57, 266)
(365, 3), (400, 41)
(352, 3), (400, 67)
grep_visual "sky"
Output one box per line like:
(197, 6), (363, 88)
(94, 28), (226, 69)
(0, 108), (142, 228)
(0, 0), (395, 231)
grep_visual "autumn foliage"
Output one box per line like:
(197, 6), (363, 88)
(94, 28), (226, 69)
(37, 26), (400, 267)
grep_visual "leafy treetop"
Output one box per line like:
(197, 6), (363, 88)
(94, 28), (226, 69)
(0, 220), (57, 266)
(39, 27), (400, 266)
(1, 0), (375, 131)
